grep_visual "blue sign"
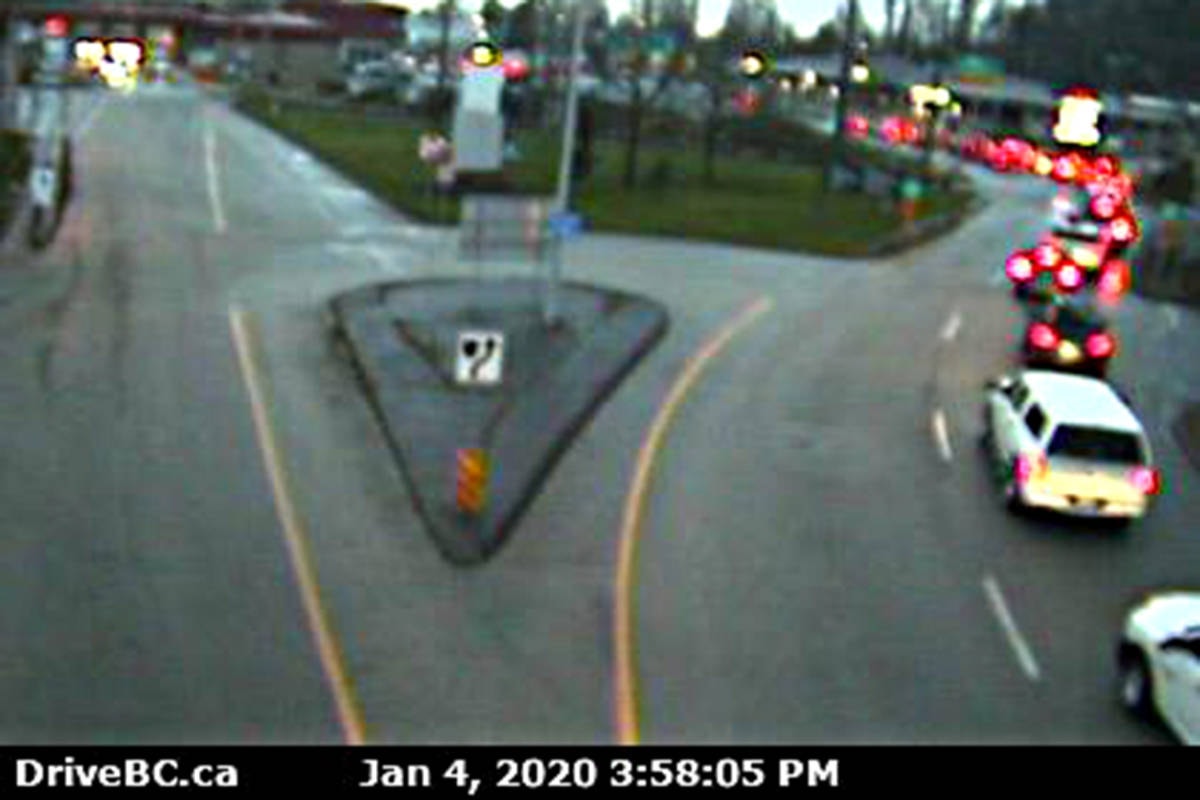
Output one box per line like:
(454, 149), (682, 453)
(548, 211), (584, 238)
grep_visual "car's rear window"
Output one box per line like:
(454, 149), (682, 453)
(1047, 425), (1145, 464)
(1053, 228), (1101, 243)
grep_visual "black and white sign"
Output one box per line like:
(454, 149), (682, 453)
(456, 331), (504, 386)
(30, 166), (56, 208)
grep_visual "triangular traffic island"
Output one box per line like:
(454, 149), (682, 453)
(330, 278), (669, 566)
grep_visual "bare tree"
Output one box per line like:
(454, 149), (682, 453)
(897, 0), (914, 56)
(955, 0), (979, 50)
(884, 0), (897, 50)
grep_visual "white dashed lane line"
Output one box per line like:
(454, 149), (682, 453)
(931, 408), (954, 463)
(982, 574), (1043, 683)
(940, 309), (963, 343)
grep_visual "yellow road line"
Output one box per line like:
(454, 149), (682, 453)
(614, 295), (774, 745)
(228, 307), (368, 745)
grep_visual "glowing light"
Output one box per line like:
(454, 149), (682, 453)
(1129, 466), (1160, 495)
(1098, 260), (1130, 301)
(1090, 192), (1119, 220)
(1016, 453), (1049, 483)
(846, 114), (869, 139)
(467, 41), (501, 69)
(1006, 252), (1035, 282)
(108, 40), (143, 69)
(1109, 215), (1138, 244)
(850, 64), (870, 84)
(1034, 242), (1063, 269)
(45, 16), (69, 38)
(1085, 332), (1116, 359)
(1055, 263), (1085, 291)
(740, 51), (768, 79)
(75, 40), (105, 68)
(1054, 90), (1104, 147)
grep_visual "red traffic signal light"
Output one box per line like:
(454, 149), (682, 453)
(45, 16), (70, 38)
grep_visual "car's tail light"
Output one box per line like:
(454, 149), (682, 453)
(1055, 263), (1085, 291)
(1028, 322), (1060, 350)
(1034, 242), (1063, 269)
(1016, 453), (1049, 484)
(1129, 466), (1161, 495)
(1085, 331), (1116, 359)
(1090, 192), (1118, 220)
(847, 114), (870, 138)
(1053, 155), (1078, 183)
(1006, 252), (1035, 282)
(1110, 215), (1138, 244)
(1092, 155), (1118, 179)
(1098, 260), (1130, 299)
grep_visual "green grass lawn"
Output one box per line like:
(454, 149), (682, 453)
(237, 94), (972, 257)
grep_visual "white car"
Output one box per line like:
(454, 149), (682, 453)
(1117, 592), (1200, 744)
(982, 370), (1159, 519)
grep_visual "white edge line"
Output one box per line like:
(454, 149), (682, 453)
(982, 574), (1043, 682)
(1164, 306), (1181, 331)
(931, 408), (954, 463)
(204, 116), (228, 235)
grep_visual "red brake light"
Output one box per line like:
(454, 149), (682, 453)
(1006, 253), (1035, 282)
(1028, 322), (1060, 350)
(1055, 262), (1085, 291)
(1129, 466), (1160, 495)
(1092, 155), (1118, 180)
(1098, 260), (1129, 299)
(1016, 453), (1048, 483)
(1110, 216), (1137, 244)
(1034, 243), (1063, 269)
(1053, 155), (1077, 182)
(1085, 331), (1116, 359)
(1090, 192), (1118, 220)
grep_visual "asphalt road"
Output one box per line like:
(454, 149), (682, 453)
(0, 82), (1195, 744)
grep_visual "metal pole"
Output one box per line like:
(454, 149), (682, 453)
(545, 2), (586, 328)
(922, 71), (944, 177)
(554, 2), (586, 212)
(824, 0), (859, 191)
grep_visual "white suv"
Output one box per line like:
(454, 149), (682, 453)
(1118, 592), (1200, 744)
(982, 370), (1159, 519)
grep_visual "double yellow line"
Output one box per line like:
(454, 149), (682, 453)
(614, 296), (774, 745)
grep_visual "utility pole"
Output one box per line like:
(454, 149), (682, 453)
(0, 8), (12, 130)
(544, 0), (587, 328)
(554, 1), (587, 212)
(824, 0), (860, 191)
(436, 0), (454, 95)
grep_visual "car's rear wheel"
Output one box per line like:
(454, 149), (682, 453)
(1118, 647), (1155, 719)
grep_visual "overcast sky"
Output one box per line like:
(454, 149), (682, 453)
(391, 1), (1013, 39)
(390, 1), (885, 38)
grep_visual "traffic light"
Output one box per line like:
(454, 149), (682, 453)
(44, 15), (69, 38)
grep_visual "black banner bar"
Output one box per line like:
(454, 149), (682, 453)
(0, 746), (1183, 795)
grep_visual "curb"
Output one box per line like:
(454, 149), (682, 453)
(862, 191), (990, 259)
(331, 279), (669, 566)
